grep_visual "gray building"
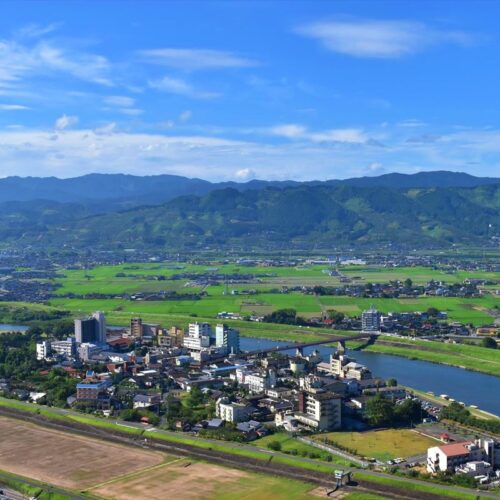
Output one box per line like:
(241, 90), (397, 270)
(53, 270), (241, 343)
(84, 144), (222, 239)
(215, 323), (240, 354)
(361, 307), (380, 332)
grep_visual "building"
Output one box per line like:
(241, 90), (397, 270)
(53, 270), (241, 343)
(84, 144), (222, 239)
(427, 439), (497, 473)
(75, 317), (98, 344)
(330, 343), (372, 380)
(361, 307), (380, 333)
(244, 370), (276, 394)
(76, 378), (112, 407)
(78, 343), (102, 362)
(36, 340), (51, 360)
(215, 324), (240, 354)
(189, 322), (212, 338)
(295, 388), (342, 431)
(92, 311), (106, 343)
(216, 397), (250, 423)
(130, 317), (143, 337)
(51, 337), (76, 357)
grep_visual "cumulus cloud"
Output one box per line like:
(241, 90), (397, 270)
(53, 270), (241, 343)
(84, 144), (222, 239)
(295, 19), (474, 58)
(234, 168), (256, 180)
(55, 114), (79, 130)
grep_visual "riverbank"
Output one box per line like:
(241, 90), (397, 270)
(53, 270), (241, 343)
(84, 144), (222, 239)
(356, 336), (500, 377)
(0, 398), (494, 500)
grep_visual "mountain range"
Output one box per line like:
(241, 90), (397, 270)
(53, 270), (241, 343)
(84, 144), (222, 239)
(0, 171), (497, 251)
(0, 170), (497, 211)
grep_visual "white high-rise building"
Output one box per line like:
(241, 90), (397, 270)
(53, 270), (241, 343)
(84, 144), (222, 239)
(215, 324), (240, 354)
(188, 322), (212, 338)
(36, 340), (51, 360)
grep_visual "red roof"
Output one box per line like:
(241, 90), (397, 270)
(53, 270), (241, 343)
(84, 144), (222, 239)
(439, 441), (473, 457)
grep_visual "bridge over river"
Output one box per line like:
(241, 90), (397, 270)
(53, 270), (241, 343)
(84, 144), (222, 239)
(239, 331), (375, 358)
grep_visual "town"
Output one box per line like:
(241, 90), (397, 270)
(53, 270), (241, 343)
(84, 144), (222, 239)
(0, 306), (497, 494)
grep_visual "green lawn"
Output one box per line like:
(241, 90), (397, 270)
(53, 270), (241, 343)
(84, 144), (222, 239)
(313, 429), (439, 462)
(252, 432), (351, 466)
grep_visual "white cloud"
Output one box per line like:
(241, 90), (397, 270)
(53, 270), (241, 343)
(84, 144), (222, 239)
(94, 122), (117, 135)
(179, 110), (192, 122)
(269, 124), (307, 138)
(138, 48), (258, 70)
(234, 168), (256, 180)
(310, 128), (367, 144)
(0, 38), (113, 92)
(0, 103), (30, 110)
(16, 23), (61, 39)
(268, 123), (368, 144)
(103, 95), (135, 107)
(149, 76), (220, 99)
(0, 122), (497, 181)
(55, 114), (79, 130)
(119, 108), (143, 116)
(296, 19), (474, 58)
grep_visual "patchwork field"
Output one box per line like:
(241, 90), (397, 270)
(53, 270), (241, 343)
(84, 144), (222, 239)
(0, 416), (165, 489)
(46, 262), (499, 327)
(90, 459), (315, 500)
(312, 429), (439, 462)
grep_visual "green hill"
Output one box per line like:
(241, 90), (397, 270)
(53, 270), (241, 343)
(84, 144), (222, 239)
(4, 183), (496, 251)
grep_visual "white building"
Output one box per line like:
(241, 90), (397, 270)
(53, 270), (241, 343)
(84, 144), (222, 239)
(188, 322), (212, 338)
(295, 388), (342, 431)
(36, 340), (51, 361)
(215, 324), (240, 354)
(51, 337), (76, 357)
(427, 439), (497, 473)
(216, 397), (250, 423)
(244, 370), (276, 394)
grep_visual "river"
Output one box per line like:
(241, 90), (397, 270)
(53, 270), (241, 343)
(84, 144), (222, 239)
(0, 323), (29, 332)
(240, 337), (500, 416)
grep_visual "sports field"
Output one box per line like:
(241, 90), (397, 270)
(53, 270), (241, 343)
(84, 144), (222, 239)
(312, 429), (439, 462)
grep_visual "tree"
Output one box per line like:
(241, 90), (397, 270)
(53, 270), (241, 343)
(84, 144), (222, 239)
(482, 337), (497, 349)
(364, 395), (394, 427)
(426, 307), (439, 317)
(386, 378), (397, 387)
(267, 440), (282, 451)
(327, 309), (345, 324)
(404, 278), (413, 289)
(395, 399), (422, 425)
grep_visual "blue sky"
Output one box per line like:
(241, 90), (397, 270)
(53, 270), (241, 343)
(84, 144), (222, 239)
(0, 0), (499, 180)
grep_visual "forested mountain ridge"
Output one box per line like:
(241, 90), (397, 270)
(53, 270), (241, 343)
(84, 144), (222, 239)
(2, 182), (497, 250)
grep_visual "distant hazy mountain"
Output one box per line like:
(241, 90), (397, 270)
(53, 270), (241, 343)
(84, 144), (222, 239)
(0, 171), (496, 211)
(3, 183), (497, 250)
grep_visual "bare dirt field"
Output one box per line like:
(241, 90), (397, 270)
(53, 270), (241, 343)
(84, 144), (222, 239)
(0, 416), (166, 489)
(91, 459), (316, 500)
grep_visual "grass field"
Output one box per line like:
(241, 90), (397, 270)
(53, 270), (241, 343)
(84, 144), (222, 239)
(251, 432), (351, 466)
(47, 262), (499, 327)
(312, 429), (439, 462)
